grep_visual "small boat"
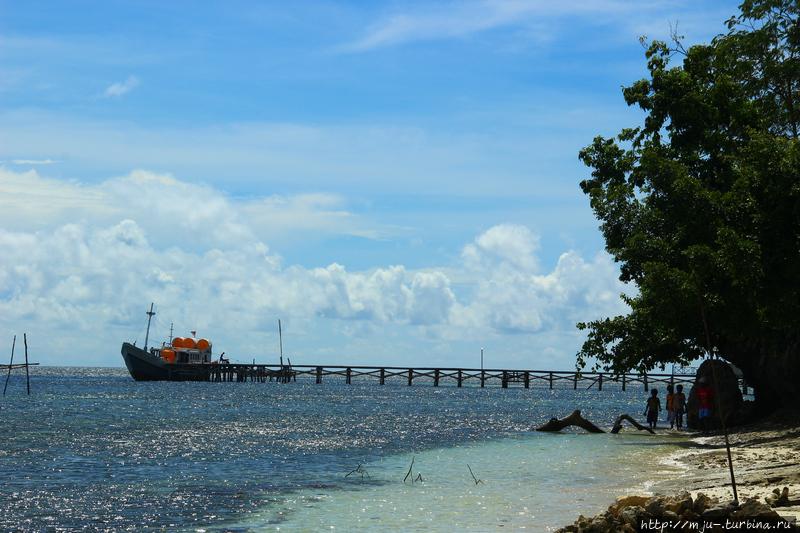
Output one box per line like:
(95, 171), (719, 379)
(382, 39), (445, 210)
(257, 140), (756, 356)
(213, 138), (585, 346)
(121, 303), (220, 381)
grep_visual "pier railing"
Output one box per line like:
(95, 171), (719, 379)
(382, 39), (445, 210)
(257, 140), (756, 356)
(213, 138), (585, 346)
(173, 363), (749, 393)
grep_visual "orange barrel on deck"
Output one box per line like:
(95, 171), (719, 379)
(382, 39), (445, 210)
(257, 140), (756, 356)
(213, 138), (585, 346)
(172, 337), (186, 348)
(183, 337), (197, 349)
(161, 349), (176, 363)
(196, 338), (210, 351)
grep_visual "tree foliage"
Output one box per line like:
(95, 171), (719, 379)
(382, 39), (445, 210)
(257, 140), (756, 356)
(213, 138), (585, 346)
(576, 0), (800, 399)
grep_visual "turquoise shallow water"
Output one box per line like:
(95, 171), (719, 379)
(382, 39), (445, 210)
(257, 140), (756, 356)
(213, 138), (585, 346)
(0, 368), (684, 531)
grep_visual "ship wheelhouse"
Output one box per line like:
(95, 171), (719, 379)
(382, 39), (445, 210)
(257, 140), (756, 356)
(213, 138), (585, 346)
(157, 336), (213, 365)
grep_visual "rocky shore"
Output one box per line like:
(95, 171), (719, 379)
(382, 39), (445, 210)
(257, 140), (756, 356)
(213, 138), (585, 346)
(557, 410), (800, 532)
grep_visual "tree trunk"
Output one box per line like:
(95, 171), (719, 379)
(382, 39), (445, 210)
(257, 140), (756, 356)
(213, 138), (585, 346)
(719, 337), (800, 415)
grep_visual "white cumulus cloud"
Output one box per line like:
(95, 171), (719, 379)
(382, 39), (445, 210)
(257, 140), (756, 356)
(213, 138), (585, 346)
(0, 168), (631, 366)
(103, 75), (139, 98)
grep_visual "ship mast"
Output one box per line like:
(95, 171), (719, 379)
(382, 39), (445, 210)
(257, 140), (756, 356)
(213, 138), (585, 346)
(144, 303), (156, 351)
(278, 319), (284, 367)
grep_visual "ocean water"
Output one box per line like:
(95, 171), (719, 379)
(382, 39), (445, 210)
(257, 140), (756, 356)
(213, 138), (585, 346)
(0, 368), (685, 531)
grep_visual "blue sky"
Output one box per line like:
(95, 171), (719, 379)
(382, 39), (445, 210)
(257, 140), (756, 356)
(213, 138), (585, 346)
(0, 0), (740, 367)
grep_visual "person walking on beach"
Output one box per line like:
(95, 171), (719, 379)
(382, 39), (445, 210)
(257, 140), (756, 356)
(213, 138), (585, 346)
(696, 378), (713, 433)
(644, 389), (661, 429)
(673, 384), (686, 430)
(666, 384), (676, 429)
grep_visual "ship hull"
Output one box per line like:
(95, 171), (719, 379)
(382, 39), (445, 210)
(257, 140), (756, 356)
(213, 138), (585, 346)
(121, 342), (208, 381)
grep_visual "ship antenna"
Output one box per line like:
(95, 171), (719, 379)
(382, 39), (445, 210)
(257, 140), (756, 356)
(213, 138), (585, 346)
(169, 322), (174, 344)
(144, 303), (156, 351)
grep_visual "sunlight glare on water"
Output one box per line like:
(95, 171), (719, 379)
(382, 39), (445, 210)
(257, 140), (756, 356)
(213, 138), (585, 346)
(0, 367), (684, 531)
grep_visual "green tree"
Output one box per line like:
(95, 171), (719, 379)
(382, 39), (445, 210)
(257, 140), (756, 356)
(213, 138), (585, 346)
(577, 0), (800, 411)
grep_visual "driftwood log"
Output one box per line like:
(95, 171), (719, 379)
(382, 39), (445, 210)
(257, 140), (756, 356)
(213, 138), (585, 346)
(610, 414), (655, 434)
(536, 410), (655, 434)
(536, 410), (605, 433)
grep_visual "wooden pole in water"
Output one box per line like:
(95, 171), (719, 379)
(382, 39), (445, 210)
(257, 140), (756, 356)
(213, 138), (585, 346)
(23, 333), (30, 395)
(3, 335), (15, 396)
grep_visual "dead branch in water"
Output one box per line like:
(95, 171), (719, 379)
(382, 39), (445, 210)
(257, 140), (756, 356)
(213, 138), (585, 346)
(345, 464), (370, 479)
(610, 414), (655, 434)
(467, 464), (483, 485)
(535, 410), (605, 433)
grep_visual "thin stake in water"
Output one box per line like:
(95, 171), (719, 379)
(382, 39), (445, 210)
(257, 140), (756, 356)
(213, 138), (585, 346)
(24, 333), (30, 395)
(403, 456), (415, 483)
(3, 335), (15, 396)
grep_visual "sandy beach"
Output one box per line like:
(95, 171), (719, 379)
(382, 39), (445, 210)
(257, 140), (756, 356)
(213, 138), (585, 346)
(659, 410), (800, 519)
(557, 410), (800, 531)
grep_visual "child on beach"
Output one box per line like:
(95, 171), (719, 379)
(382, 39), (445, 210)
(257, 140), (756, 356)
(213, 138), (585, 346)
(696, 378), (713, 433)
(673, 384), (686, 430)
(666, 384), (675, 429)
(644, 389), (661, 429)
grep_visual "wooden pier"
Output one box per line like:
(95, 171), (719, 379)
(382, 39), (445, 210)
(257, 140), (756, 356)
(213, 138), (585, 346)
(166, 363), (748, 393)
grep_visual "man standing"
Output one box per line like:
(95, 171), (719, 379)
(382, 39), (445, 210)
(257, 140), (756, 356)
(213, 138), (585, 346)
(666, 384), (676, 429)
(673, 384), (687, 430)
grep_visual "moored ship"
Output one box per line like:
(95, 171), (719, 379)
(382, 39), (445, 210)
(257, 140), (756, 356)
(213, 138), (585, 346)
(121, 303), (220, 381)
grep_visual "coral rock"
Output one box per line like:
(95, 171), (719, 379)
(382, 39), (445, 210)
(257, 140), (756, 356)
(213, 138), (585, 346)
(665, 492), (694, 515)
(765, 487), (790, 508)
(732, 498), (782, 519)
(609, 495), (650, 517)
(619, 506), (646, 527)
(644, 496), (667, 516)
(693, 492), (717, 514)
